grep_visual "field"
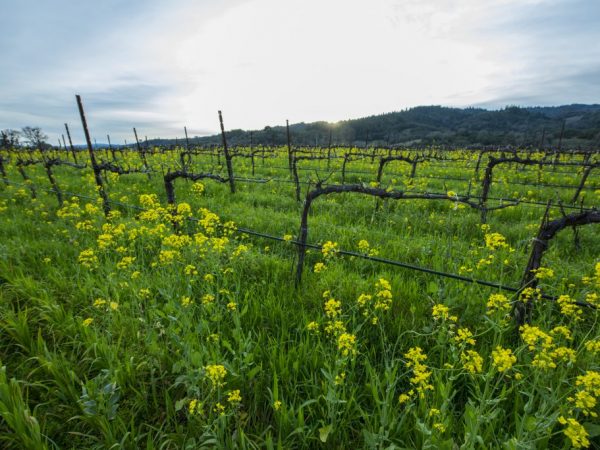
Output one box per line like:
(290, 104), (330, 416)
(0, 144), (599, 449)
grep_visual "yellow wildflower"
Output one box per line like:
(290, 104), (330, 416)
(204, 273), (214, 283)
(532, 267), (554, 279)
(227, 389), (242, 404)
(558, 416), (589, 448)
(93, 298), (107, 308)
(314, 262), (326, 273)
(78, 248), (98, 269)
(324, 298), (342, 318)
(398, 393), (411, 404)
(202, 294), (215, 305)
(486, 293), (510, 315)
(205, 364), (227, 387)
(454, 328), (476, 346)
(491, 346), (516, 372)
(324, 320), (346, 336)
(307, 321), (320, 334)
(461, 350), (483, 374)
(116, 256), (135, 270)
(557, 294), (582, 319)
(337, 333), (357, 357)
(334, 372), (346, 385)
(191, 182), (205, 195)
(321, 241), (338, 258)
(485, 232), (509, 250)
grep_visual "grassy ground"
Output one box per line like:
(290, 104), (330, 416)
(0, 147), (598, 449)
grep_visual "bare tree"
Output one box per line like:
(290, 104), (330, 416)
(21, 126), (48, 150)
(1, 129), (20, 148)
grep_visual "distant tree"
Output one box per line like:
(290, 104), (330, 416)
(1, 129), (21, 149)
(21, 126), (49, 150)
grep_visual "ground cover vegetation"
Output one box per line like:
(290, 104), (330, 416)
(0, 140), (599, 449)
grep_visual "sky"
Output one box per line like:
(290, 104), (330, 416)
(1, 0), (599, 144)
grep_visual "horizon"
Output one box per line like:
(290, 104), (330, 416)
(2, 0), (599, 144)
(6, 102), (600, 146)
(5, 103), (600, 148)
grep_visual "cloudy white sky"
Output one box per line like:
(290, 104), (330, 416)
(1, 0), (599, 143)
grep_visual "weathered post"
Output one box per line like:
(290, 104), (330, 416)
(286, 119), (292, 175)
(133, 127), (150, 174)
(64, 123), (78, 164)
(218, 111), (236, 193)
(76, 95), (110, 216)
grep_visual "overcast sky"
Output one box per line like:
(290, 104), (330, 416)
(1, 0), (599, 144)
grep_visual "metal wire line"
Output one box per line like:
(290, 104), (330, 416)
(4, 177), (598, 309)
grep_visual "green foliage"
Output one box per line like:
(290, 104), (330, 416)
(0, 146), (598, 448)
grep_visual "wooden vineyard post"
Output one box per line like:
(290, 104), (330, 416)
(571, 164), (596, 203)
(61, 134), (68, 159)
(250, 131), (256, 176)
(76, 94), (111, 216)
(43, 159), (63, 205)
(0, 153), (7, 185)
(218, 111), (236, 194)
(184, 126), (190, 151)
(107, 134), (117, 162)
(327, 129), (333, 171)
(133, 127), (150, 177)
(64, 123), (78, 164)
(16, 162), (36, 199)
(341, 153), (349, 183)
(286, 120), (292, 176)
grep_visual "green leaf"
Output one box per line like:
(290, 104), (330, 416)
(427, 281), (438, 294)
(319, 424), (332, 443)
(175, 398), (187, 412)
(584, 422), (600, 438)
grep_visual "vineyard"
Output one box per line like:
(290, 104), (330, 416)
(0, 102), (599, 449)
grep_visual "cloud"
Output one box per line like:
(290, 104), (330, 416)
(1, 0), (598, 143)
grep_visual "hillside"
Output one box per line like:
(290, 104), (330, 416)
(151, 104), (600, 148)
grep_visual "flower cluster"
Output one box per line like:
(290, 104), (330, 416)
(191, 182), (205, 195)
(321, 241), (338, 259)
(520, 324), (577, 370)
(337, 332), (357, 357)
(432, 303), (457, 322)
(461, 350), (484, 374)
(357, 239), (379, 257)
(402, 347), (433, 400)
(324, 293), (342, 319)
(568, 371), (600, 418)
(558, 416), (590, 448)
(356, 278), (393, 325)
(557, 294), (582, 320)
(486, 293), (511, 317)
(484, 232), (509, 250)
(205, 364), (227, 387)
(78, 248), (99, 269)
(532, 267), (554, 280)
(491, 346), (516, 373)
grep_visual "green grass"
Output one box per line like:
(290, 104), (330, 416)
(0, 147), (598, 449)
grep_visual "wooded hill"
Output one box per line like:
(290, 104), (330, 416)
(150, 104), (600, 149)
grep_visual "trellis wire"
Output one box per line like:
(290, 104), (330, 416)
(4, 177), (597, 308)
